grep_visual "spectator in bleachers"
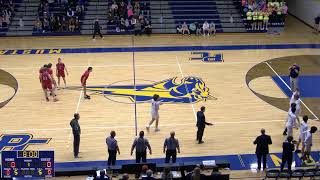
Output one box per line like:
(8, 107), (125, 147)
(209, 21), (216, 36)
(162, 167), (173, 180)
(43, 17), (50, 31)
(314, 14), (320, 33)
(144, 20), (151, 35)
(246, 11), (252, 30)
(143, 169), (155, 180)
(140, 165), (149, 177)
(120, 17), (125, 31)
(263, 11), (269, 30)
(34, 18), (43, 32)
(186, 167), (206, 180)
(127, 6), (133, 19)
(196, 22), (202, 35)
(69, 17), (76, 32)
(181, 22), (190, 35)
(67, 8), (75, 18)
(134, 19), (142, 35)
(19, 17), (24, 28)
(176, 23), (182, 34)
(125, 18), (130, 31)
(189, 22), (196, 34)
(131, 16), (137, 29)
(202, 21), (210, 36)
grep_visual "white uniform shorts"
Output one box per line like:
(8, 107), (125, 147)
(152, 112), (159, 119)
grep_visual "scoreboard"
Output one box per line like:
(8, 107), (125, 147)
(1, 150), (54, 178)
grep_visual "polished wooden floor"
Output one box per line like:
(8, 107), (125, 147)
(0, 16), (320, 166)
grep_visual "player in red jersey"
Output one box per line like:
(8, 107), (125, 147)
(47, 63), (57, 89)
(39, 67), (58, 102)
(56, 58), (68, 88)
(81, 67), (92, 99)
(39, 64), (47, 83)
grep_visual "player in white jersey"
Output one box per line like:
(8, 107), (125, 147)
(295, 115), (308, 153)
(283, 103), (297, 136)
(290, 89), (301, 125)
(302, 126), (317, 162)
(285, 107), (297, 138)
(146, 94), (162, 132)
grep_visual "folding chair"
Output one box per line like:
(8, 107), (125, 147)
(264, 169), (280, 179)
(291, 169), (305, 180)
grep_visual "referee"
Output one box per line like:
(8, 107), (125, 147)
(131, 131), (152, 163)
(163, 131), (180, 163)
(70, 113), (81, 158)
(106, 131), (120, 166)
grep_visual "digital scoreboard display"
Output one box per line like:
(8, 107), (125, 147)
(1, 150), (54, 178)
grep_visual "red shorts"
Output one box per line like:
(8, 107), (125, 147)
(57, 71), (65, 78)
(42, 82), (53, 90)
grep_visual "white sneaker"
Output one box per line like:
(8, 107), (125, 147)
(155, 128), (160, 132)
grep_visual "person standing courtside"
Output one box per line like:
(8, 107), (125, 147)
(289, 63), (300, 91)
(106, 130), (120, 166)
(280, 136), (295, 172)
(70, 113), (81, 158)
(92, 17), (103, 40)
(253, 129), (272, 171)
(163, 131), (180, 163)
(196, 106), (213, 144)
(131, 131), (152, 163)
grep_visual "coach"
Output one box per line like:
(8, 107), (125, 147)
(196, 106), (213, 144)
(70, 113), (81, 158)
(253, 128), (272, 171)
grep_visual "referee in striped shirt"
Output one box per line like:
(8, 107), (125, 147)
(163, 131), (180, 163)
(106, 131), (120, 166)
(131, 131), (152, 163)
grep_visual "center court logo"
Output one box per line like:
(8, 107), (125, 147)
(81, 77), (216, 103)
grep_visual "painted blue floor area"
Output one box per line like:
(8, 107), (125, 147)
(55, 151), (320, 171)
(272, 75), (320, 98)
(1, 43), (320, 55)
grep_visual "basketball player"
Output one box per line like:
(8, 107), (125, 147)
(40, 67), (58, 102)
(81, 67), (93, 99)
(39, 64), (47, 83)
(146, 94), (162, 132)
(285, 107), (297, 138)
(295, 115), (308, 153)
(47, 63), (57, 89)
(290, 89), (301, 125)
(56, 58), (68, 88)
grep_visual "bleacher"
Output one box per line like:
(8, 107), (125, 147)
(151, 0), (246, 33)
(81, 0), (151, 35)
(0, 0), (20, 36)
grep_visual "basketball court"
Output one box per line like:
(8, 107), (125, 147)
(1, 16), (320, 174)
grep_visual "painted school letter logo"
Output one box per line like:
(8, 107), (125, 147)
(85, 77), (216, 103)
(190, 52), (224, 62)
(0, 134), (51, 151)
